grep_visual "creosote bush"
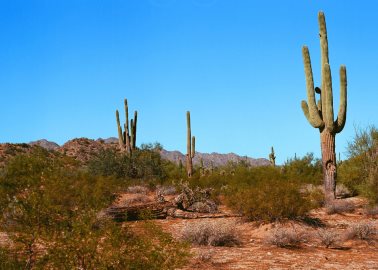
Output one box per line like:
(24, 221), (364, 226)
(339, 126), (378, 204)
(0, 148), (189, 269)
(224, 167), (313, 222)
(181, 220), (240, 247)
(282, 153), (322, 185)
(87, 143), (168, 183)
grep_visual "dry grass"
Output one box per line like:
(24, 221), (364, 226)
(345, 222), (377, 241)
(194, 249), (214, 263)
(127, 185), (149, 194)
(316, 229), (340, 248)
(266, 227), (305, 248)
(181, 220), (240, 247)
(325, 200), (355, 215)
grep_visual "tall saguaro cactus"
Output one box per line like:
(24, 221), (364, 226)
(301, 12), (347, 201)
(186, 111), (196, 178)
(269, 146), (276, 167)
(116, 99), (138, 155)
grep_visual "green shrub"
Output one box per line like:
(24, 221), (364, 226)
(224, 167), (313, 222)
(339, 126), (378, 204)
(282, 153), (322, 185)
(87, 144), (168, 183)
(0, 148), (189, 269)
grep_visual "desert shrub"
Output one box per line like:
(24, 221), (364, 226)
(225, 168), (313, 221)
(302, 184), (325, 208)
(88, 143), (167, 182)
(282, 153), (322, 185)
(45, 219), (189, 270)
(339, 126), (378, 204)
(325, 200), (355, 215)
(0, 148), (189, 269)
(345, 222), (377, 241)
(266, 227), (304, 248)
(181, 220), (240, 247)
(317, 229), (340, 248)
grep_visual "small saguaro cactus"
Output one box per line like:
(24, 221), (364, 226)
(269, 146), (276, 167)
(116, 99), (138, 155)
(186, 111), (196, 178)
(200, 158), (205, 176)
(301, 12), (347, 201)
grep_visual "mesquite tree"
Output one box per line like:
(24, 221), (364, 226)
(301, 12), (347, 201)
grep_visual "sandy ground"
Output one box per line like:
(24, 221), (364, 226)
(153, 197), (378, 270)
(1, 194), (377, 269)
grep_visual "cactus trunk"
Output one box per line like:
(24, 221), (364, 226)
(320, 128), (337, 201)
(269, 146), (276, 167)
(186, 111), (195, 178)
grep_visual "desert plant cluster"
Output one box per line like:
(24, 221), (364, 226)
(1, 11), (378, 270)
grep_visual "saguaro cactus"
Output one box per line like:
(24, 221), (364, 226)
(301, 12), (347, 201)
(116, 99), (138, 154)
(269, 146), (276, 167)
(186, 111), (196, 178)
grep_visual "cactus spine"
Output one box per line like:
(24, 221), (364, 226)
(301, 12), (347, 201)
(269, 146), (276, 167)
(116, 99), (138, 155)
(186, 111), (195, 178)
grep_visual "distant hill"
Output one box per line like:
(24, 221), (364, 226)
(29, 139), (60, 150)
(0, 138), (269, 167)
(160, 149), (270, 167)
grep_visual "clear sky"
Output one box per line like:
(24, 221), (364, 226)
(1, 0), (377, 164)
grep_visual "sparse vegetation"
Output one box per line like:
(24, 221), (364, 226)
(345, 222), (377, 241)
(325, 200), (355, 215)
(266, 227), (304, 248)
(317, 229), (340, 248)
(181, 220), (240, 247)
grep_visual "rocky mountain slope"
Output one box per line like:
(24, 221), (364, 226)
(0, 138), (269, 167)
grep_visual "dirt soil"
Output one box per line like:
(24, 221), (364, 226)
(151, 196), (378, 270)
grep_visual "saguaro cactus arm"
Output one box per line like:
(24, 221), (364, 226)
(133, 111), (138, 148)
(191, 136), (195, 158)
(301, 46), (324, 128)
(334, 66), (347, 133)
(186, 111), (191, 158)
(116, 110), (124, 147)
(323, 63), (335, 132)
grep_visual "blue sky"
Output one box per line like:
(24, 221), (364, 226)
(1, 0), (377, 164)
